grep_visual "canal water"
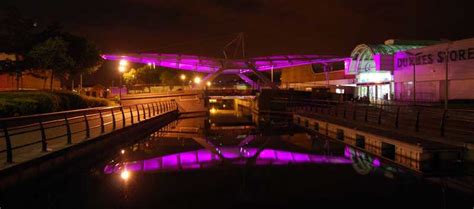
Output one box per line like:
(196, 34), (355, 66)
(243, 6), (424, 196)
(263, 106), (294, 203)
(1, 110), (473, 209)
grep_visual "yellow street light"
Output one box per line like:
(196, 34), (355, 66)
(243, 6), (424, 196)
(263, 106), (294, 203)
(120, 169), (131, 181)
(118, 65), (126, 72)
(194, 77), (201, 84)
(180, 74), (186, 80)
(206, 81), (212, 87)
(119, 59), (128, 67)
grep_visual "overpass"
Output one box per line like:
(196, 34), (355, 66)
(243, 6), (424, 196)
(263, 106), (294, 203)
(102, 53), (348, 90)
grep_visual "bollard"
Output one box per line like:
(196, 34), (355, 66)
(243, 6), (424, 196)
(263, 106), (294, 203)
(2, 123), (13, 163)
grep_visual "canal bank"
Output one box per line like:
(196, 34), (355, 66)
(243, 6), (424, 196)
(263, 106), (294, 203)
(0, 105), (179, 191)
(2, 110), (472, 209)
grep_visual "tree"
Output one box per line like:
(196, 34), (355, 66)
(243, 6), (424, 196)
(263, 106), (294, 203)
(160, 70), (180, 90)
(123, 68), (138, 86)
(27, 37), (75, 90)
(135, 65), (161, 84)
(62, 33), (103, 86)
(0, 7), (39, 89)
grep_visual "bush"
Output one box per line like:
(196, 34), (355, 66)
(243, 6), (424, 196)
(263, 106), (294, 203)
(0, 90), (114, 117)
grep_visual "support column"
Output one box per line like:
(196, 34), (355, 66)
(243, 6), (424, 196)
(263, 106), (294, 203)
(238, 73), (260, 90)
(246, 62), (278, 90)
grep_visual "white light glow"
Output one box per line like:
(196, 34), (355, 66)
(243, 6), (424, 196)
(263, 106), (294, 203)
(194, 77), (201, 84)
(120, 170), (130, 181)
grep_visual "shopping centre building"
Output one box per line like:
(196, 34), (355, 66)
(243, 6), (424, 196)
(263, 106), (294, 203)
(393, 38), (474, 102)
(281, 37), (474, 103)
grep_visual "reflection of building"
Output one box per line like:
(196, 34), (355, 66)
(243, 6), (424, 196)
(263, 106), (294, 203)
(0, 53), (61, 90)
(393, 38), (474, 102)
(346, 40), (429, 102)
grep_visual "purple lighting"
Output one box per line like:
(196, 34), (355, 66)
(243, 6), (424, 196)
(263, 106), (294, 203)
(101, 53), (349, 73)
(104, 147), (352, 174)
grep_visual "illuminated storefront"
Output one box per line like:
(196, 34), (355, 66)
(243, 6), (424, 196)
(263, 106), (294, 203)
(356, 71), (393, 100)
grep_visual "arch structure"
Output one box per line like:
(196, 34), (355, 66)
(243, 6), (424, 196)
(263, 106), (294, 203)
(348, 44), (423, 74)
(102, 53), (348, 89)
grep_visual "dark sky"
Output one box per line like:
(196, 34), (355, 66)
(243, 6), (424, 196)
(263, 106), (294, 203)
(5, 0), (474, 57)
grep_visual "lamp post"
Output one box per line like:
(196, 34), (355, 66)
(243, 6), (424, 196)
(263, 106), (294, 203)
(118, 60), (128, 105)
(180, 74), (186, 90)
(194, 77), (201, 89)
(444, 41), (451, 110)
(405, 51), (422, 106)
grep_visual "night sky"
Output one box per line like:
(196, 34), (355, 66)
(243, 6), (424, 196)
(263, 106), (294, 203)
(3, 0), (474, 85)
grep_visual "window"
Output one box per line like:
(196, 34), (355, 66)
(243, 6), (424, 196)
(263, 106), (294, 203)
(336, 129), (344, 141)
(314, 122), (319, 131)
(382, 142), (395, 160)
(355, 134), (365, 149)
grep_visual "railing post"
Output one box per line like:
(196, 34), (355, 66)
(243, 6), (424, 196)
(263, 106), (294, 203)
(415, 108), (421, 132)
(440, 109), (447, 136)
(84, 113), (90, 139)
(129, 106), (134, 124)
(395, 106), (400, 128)
(141, 104), (146, 119)
(111, 108), (116, 130)
(99, 110), (105, 134)
(343, 105), (346, 118)
(64, 114), (72, 144)
(136, 105), (141, 122)
(352, 105), (356, 120)
(152, 102), (156, 116)
(364, 108), (368, 123)
(38, 119), (47, 152)
(377, 108), (382, 125)
(147, 104), (151, 118)
(120, 107), (126, 127)
(2, 123), (13, 163)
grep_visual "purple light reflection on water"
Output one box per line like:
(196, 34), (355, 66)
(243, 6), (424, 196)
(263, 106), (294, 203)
(104, 147), (352, 175)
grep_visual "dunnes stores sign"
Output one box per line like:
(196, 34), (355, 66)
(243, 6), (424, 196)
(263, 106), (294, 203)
(396, 47), (474, 68)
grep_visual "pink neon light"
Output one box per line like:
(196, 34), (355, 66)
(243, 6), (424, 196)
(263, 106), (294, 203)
(101, 54), (349, 73)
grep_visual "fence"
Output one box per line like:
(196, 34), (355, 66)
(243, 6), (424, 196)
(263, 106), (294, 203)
(0, 100), (178, 164)
(291, 101), (474, 142)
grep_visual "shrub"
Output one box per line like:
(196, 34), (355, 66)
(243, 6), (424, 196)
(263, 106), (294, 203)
(0, 91), (113, 117)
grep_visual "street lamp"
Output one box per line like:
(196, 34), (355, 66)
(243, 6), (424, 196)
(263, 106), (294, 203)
(194, 77), (201, 84)
(206, 81), (212, 87)
(118, 59), (128, 105)
(180, 74), (186, 90)
(405, 51), (422, 106)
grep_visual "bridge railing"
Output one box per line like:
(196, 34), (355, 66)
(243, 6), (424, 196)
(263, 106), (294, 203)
(292, 101), (474, 143)
(0, 100), (178, 164)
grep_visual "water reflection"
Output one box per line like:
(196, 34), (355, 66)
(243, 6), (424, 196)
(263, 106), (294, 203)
(104, 147), (352, 174)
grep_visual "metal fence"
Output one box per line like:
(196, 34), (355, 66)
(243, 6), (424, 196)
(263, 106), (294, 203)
(0, 100), (178, 164)
(291, 101), (474, 143)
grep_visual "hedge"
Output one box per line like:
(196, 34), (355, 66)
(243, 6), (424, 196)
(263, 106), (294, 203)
(0, 91), (113, 117)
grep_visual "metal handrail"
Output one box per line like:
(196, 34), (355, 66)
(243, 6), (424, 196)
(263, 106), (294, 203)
(0, 100), (179, 163)
(292, 102), (474, 142)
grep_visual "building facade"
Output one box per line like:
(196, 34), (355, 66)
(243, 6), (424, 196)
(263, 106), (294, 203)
(393, 38), (474, 102)
(346, 40), (428, 102)
(280, 62), (355, 93)
(0, 53), (61, 90)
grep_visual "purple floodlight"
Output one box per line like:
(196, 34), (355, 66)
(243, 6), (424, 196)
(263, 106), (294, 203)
(101, 53), (349, 73)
